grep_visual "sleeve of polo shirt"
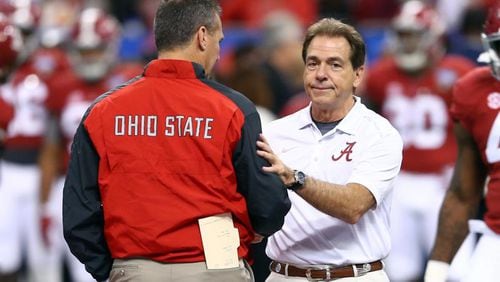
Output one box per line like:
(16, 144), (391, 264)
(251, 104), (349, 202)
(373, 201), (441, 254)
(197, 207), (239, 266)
(347, 130), (403, 206)
(233, 111), (291, 236)
(63, 120), (112, 281)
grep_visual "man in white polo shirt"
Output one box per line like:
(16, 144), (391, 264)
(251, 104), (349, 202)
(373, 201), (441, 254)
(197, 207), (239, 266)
(256, 18), (403, 281)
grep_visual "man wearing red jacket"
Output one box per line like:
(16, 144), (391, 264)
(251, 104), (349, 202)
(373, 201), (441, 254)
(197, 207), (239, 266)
(62, 1), (291, 281)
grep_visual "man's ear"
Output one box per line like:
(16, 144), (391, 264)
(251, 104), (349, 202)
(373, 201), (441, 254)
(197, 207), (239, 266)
(353, 65), (365, 88)
(197, 26), (208, 51)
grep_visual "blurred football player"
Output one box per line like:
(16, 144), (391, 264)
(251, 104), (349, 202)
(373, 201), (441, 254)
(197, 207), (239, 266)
(425, 2), (500, 281)
(0, 11), (19, 197)
(0, 1), (72, 281)
(363, 1), (476, 280)
(0, 0), (71, 80)
(37, 0), (81, 49)
(0, 13), (20, 136)
(0, 12), (21, 81)
(38, 7), (143, 282)
(0, 0), (41, 62)
(0, 9), (50, 282)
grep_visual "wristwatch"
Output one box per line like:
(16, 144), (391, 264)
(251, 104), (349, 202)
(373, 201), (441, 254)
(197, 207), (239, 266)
(286, 170), (306, 191)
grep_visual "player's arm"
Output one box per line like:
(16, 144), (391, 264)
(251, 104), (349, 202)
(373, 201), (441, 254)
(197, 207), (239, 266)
(39, 115), (62, 205)
(428, 122), (487, 262)
(38, 115), (63, 246)
(39, 143), (61, 205)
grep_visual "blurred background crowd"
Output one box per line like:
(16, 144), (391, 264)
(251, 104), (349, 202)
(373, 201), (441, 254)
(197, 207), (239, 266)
(0, 0), (496, 281)
(2, 0), (493, 119)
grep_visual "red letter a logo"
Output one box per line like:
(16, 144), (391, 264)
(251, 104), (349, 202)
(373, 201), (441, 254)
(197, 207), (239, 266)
(332, 142), (356, 162)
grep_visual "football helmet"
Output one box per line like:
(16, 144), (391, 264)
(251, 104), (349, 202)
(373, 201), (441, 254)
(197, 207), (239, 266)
(70, 7), (120, 82)
(0, 0), (40, 34)
(0, 13), (22, 81)
(481, 2), (500, 80)
(390, 0), (446, 72)
(38, 1), (80, 48)
(0, 0), (41, 62)
(10, 1), (40, 35)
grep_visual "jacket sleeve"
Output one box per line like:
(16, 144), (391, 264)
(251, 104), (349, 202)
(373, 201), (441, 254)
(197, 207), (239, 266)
(63, 121), (112, 281)
(233, 111), (291, 236)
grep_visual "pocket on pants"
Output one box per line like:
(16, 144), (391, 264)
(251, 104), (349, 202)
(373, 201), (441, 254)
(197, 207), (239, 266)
(109, 262), (140, 282)
(206, 259), (254, 282)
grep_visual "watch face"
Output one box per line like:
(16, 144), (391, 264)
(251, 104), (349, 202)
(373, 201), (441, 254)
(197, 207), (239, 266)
(296, 171), (306, 185)
(287, 170), (306, 191)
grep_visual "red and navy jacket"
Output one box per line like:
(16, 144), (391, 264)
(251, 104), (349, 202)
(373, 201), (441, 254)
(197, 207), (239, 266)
(62, 59), (291, 281)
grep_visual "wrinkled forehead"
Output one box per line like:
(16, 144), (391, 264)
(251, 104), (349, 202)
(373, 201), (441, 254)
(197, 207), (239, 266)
(306, 36), (351, 59)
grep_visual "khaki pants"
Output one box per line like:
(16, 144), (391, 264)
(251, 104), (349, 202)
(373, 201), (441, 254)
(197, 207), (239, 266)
(110, 258), (254, 282)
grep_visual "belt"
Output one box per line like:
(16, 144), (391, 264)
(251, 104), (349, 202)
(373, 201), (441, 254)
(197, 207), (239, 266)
(269, 260), (383, 280)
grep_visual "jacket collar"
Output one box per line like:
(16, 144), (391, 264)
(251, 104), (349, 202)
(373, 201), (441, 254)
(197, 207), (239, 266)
(143, 59), (206, 79)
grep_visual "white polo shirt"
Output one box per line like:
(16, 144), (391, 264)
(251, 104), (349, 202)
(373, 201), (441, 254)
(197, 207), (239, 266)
(264, 96), (403, 266)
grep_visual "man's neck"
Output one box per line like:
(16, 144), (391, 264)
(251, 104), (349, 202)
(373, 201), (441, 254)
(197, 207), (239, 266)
(310, 96), (356, 122)
(158, 47), (203, 66)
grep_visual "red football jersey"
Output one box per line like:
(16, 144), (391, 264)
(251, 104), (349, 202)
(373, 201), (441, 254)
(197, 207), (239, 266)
(2, 47), (70, 149)
(0, 92), (13, 130)
(365, 55), (475, 173)
(48, 62), (143, 171)
(450, 67), (500, 233)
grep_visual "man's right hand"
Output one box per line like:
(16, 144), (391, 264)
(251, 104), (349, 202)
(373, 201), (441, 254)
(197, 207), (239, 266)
(256, 134), (294, 185)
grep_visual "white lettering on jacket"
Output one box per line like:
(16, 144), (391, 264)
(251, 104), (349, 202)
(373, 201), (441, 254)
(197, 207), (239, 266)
(115, 115), (158, 136)
(114, 115), (213, 139)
